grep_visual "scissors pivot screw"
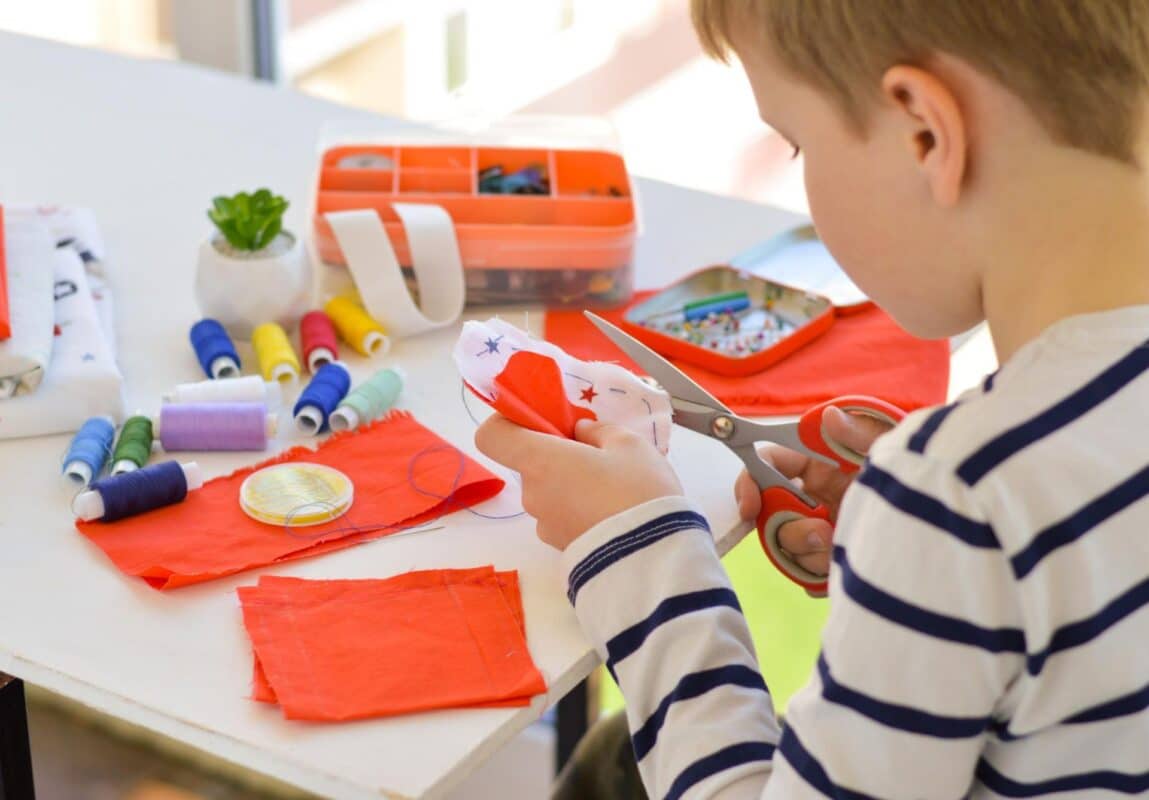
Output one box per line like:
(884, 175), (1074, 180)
(711, 415), (735, 440)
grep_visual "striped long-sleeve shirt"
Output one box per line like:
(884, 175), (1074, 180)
(561, 305), (1149, 799)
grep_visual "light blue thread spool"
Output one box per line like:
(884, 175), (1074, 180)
(63, 416), (116, 487)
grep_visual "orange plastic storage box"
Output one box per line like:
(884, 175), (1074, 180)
(311, 123), (640, 308)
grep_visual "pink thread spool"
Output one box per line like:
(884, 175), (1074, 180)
(300, 310), (339, 373)
(155, 403), (277, 451)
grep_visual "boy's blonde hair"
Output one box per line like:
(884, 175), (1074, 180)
(692, 0), (1149, 163)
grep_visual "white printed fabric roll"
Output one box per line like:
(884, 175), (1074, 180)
(0, 214), (55, 396)
(0, 207), (124, 440)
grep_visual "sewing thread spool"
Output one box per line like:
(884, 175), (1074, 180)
(111, 415), (154, 474)
(163, 375), (282, 407)
(324, 296), (390, 357)
(252, 322), (301, 384)
(74, 461), (203, 522)
(63, 416), (116, 487)
(300, 310), (340, 373)
(190, 319), (241, 379)
(330, 368), (403, 432)
(156, 403), (277, 451)
(293, 362), (351, 435)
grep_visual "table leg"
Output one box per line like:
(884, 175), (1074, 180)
(0, 674), (35, 800)
(555, 679), (590, 772)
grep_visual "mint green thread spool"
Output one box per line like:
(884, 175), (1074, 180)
(329, 368), (402, 431)
(111, 415), (155, 474)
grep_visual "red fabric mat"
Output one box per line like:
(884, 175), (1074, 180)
(240, 568), (546, 721)
(76, 412), (505, 589)
(545, 296), (949, 415)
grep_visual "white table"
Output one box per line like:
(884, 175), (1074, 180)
(0, 31), (881, 800)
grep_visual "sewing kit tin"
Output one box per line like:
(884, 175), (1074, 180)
(311, 118), (639, 308)
(621, 267), (836, 377)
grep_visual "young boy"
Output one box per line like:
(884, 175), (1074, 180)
(477, 1), (1149, 796)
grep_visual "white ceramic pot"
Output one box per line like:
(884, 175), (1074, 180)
(194, 231), (312, 340)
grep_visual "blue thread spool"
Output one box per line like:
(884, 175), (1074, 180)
(293, 362), (351, 435)
(190, 319), (241, 379)
(74, 461), (204, 522)
(63, 416), (116, 487)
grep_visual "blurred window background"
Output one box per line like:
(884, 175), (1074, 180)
(0, 0), (806, 212)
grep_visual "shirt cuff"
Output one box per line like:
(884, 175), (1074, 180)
(561, 495), (709, 606)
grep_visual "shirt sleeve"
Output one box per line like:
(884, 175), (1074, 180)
(562, 441), (1024, 799)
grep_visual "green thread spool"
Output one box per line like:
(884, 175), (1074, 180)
(112, 415), (154, 474)
(329, 368), (402, 431)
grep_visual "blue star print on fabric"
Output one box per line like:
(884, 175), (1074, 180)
(476, 336), (504, 357)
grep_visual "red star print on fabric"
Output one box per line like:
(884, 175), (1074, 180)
(580, 386), (598, 403)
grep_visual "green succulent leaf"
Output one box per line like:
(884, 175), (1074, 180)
(206, 188), (290, 252)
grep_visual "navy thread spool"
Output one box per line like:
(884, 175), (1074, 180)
(190, 318), (241, 379)
(293, 362), (351, 435)
(63, 416), (116, 487)
(74, 461), (204, 522)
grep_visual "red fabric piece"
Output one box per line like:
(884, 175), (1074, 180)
(239, 567), (547, 721)
(471, 349), (597, 438)
(76, 412), (505, 589)
(545, 296), (950, 415)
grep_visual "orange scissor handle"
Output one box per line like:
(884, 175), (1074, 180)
(756, 486), (832, 598)
(797, 395), (907, 473)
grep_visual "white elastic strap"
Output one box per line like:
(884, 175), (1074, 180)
(325, 204), (466, 337)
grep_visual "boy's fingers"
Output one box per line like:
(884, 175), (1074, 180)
(574, 419), (634, 449)
(753, 443), (809, 479)
(822, 405), (895, 457)
(777, 516), (833, 558)
(735, 470), (763, 520)
(474, 415), (566, 472)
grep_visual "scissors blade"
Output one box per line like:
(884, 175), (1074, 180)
(584, 312), (732, 414)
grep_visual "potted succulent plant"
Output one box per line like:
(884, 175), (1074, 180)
(194, 188), (311, 339)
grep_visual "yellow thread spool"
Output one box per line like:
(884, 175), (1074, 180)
(252, 322), (301, 384)
(324, 296), (390, 357)
(240, 463), (354, 527)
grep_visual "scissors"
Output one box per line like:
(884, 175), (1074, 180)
(586, 312), (906, 597)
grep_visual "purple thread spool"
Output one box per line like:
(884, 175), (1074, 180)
(157, 403), (276, 451)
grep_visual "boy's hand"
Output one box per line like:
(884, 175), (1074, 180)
(474, 416), (683, 551)
(735, 406), (894, 577)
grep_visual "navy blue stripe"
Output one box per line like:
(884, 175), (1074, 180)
(1064, 679), (1149, 725)
(834, 547), (1026, 653)
(977, 757), (1149, 796)
(778, 725), (881, 800)
(632, 665), (767, 761)
(605, 588), (741, 672)
(855, 465), (999, 548)
(1027, 573), (1149, 675)
(566, 510), (709, 605)
(664, 741), (775, 800)
(983, 371), (998, 392)
(957, 339), (1149, 486)
(907, 403), (958, 454)
(816, 654), (990, 738)
(1012, 463), (1149, 579)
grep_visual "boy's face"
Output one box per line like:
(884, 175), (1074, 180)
(731, 34), (984, 339)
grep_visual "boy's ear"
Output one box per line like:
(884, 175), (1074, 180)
(881, 65), (968, 207)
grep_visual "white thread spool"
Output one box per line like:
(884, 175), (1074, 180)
(163, 375), (283, 407)
(73, 462), (204, 521)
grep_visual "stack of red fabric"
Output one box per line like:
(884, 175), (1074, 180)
(239, 567), (547, 721)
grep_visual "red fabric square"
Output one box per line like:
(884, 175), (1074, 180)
(239, 568), (546, 721)
(545, 297), (950, 415)
(76, 412), (505, 589)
